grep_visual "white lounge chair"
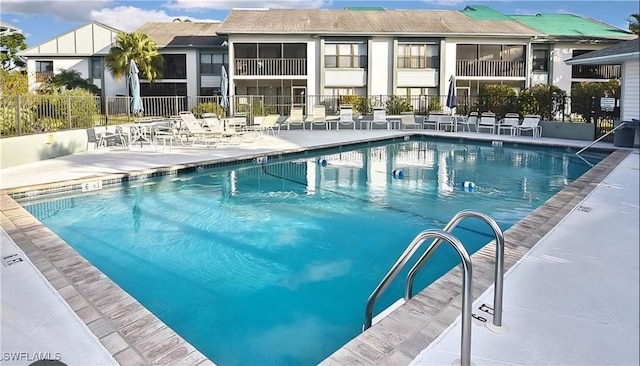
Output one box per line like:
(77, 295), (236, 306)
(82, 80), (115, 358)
(306, 106), (328, 130)
(249, 114), (281, 136)
(369, 108), (389, 130)
(401, 113), (422, 129)
(517, 115), (542, 138)
(498, 113), (520, 136)
(284, 107), (305, 130)
(477, 112), (496, 134)
(336, 105), (356, 130)
(178, 112), (221, 147)
(456, 112), (478, 132)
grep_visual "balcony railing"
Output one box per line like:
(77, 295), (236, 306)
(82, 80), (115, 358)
(235, 58), (307, 76)
(572, 64), (621, 79)
(35, 71), (54, 83)
(456, 60), (525, 78)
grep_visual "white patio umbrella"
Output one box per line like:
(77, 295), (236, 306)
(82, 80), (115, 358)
(129, 59), (144, 117)
(220, 65), (229, 116)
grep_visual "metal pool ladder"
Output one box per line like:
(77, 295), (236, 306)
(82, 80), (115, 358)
(362, 210), (507, 366)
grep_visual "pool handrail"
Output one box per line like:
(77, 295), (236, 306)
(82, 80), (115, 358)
(363, 229), (473, 366)
(405, 210), (506, 331)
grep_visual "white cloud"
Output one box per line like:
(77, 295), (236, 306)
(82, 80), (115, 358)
(167, 0), (325, 11)
(90, 6), (214, 32)
(1, 0), (112, 22)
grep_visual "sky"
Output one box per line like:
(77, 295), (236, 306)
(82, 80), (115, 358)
(1, 0), (638, 47)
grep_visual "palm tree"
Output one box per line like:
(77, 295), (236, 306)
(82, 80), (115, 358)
(105, 32), (163, 82)
(629, 13), (640, 35)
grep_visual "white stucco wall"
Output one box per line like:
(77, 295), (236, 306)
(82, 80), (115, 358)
(621, 60), (639, 121)
(551, 42), (617, 95)
(368, 37), (393, 95)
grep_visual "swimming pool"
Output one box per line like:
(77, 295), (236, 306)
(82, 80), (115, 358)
(20, 138), (607, 365)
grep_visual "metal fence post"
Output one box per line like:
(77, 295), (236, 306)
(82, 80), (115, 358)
(16, 95), (22, 135)
(67, 96), (72, 129)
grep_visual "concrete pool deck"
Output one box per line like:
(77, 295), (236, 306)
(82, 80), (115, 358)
(1, 130), (638, 365)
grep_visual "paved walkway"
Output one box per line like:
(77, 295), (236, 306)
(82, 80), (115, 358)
(1, 130), (637, 365)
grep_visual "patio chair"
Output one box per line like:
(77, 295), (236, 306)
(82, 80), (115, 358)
(422, 114), (439, 130)
(284, 107), (305, 130)
(517, 115), (542, 138)
(248, 114), (281, 136)
(180, 116), (222, 147)
(498, 113), (520, 136)
(336, 105), (356, 130)
(306, 106), (329, 130)
(456, 112), (478, 132)
(369, 108), (390, 130)
(401, 113), (422, 130)
(477, 112), (497, 134)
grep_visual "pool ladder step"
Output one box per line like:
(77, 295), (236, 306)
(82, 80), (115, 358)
(362, 210), (507, 366)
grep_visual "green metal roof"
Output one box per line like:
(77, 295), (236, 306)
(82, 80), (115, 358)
(510, 14), (631, 38)
(461, 5), (632, 39)
(461, 5), (512, 20)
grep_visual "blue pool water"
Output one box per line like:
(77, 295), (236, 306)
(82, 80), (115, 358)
(21, 139), (606, 365)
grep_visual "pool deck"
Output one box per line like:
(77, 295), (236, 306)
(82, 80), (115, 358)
(1, 130), (638, 366)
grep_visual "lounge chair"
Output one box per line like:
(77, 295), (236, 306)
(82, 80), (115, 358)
(369, 108), (390, 130)
(456, 112), (478, 132)
(306, 106), (329, 130)
(178, 113), (221, 147)
(517, 115), (542, 138)
(477, 112), (496, 134)
(336, 105), (356, 130)
(248, 114), (281, 136)
(401, 113), (422, 129)
(285, 107), (305, 130)
(498, 113), (520, 136)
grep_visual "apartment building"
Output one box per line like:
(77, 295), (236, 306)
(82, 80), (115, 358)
(19, 22), (123, 97)
(18, 5), (634, 116)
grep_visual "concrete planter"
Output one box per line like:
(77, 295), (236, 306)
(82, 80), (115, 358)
(539, 121), (595, 141)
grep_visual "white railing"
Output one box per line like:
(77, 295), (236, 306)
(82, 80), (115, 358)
(235, 58), (307, 76)
(456, 60), (525, 78)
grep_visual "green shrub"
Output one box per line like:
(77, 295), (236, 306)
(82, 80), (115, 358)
(385, 95), (413, 115)
(236, 100), (276, 116)
(570, 80), (620, 122)
(518, 84), (567, 121)
(339, 95), (372, 114)
(478, 84), (517, 118)
(34, 89), (98, 131)
(191, 102), (225, 118)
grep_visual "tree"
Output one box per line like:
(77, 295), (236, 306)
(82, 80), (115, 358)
(45, 69), (99, 94)
(0, 33), (27, 71)
(628, 13), (640, 35)
(104, 32), (163, 82)
(0, 69), (28, 95)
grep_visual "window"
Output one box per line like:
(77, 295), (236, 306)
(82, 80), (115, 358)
(200, 53), (228, 75)
(162, 54), (187, 79)
(397, 44), (439, 69)
(456, 44), (526, 61)
(532, 49), (549, 72)
(90, 58), (102, 79)
(35, 61), (53, 82)
(324, 43), (367, 68)
(36, 60), (53, 72)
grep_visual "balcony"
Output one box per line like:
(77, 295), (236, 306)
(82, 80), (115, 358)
(572, 64), (621, 80)
(35, 71), (54, 83)
(456, 60), (525, 78)
(235, 58), (306, 76)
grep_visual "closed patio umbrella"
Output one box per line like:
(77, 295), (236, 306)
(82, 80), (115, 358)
(220, 65), (229, 116)
(129, 59), (144, 117)
(446, 75), (457, 115)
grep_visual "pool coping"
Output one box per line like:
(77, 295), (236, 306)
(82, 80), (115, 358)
(0, 134), (629, 366)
